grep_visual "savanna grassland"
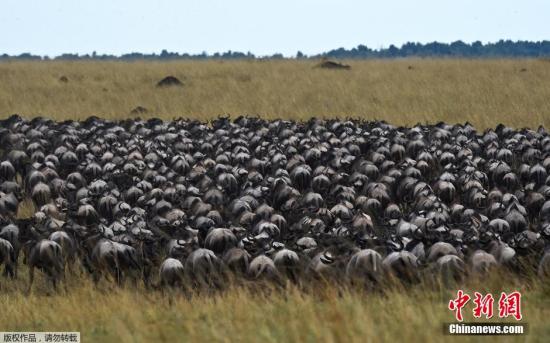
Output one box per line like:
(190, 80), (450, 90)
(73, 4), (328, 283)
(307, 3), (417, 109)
(0, 266), (549, 343)
(1, 59), (550, 128)
(1, 59), (550, 343)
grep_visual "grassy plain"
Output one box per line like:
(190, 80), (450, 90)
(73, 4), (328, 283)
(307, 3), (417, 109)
(0, 267), (549, 343)
(1, 59), (550, 342)
(1, 59), (550, 128)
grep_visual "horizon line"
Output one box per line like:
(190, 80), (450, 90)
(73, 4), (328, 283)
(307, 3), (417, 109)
(3, 39), (550, 59)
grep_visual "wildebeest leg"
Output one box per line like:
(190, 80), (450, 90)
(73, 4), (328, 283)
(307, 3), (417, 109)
(128, 270), (139, 288)
(26, 266), (35, 295)
(69, 254), (78, 275)
(51, 275), (58, 292)
(211, 274), (224, 291)
(13, 249), (19, 278)
(61, 264), (68, 293)
(116, 268), (123, 286)
(3, 259), (15, 279)
(92, 270), (101, 286)
(143, 265), (152, 289)
(7, 263), (15, 279)
(167, 286), (175, 306)
(175, 274), (184, 289)
(160, 279), (166, 295)
(80, 255), (93, 276)
(65, 256), (71, 274)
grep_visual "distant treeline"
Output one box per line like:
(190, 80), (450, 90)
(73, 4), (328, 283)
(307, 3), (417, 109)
(3, 40), (550, 61)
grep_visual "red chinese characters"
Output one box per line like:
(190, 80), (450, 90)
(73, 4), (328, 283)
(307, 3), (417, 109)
(448, 290), (522, 321)
(498, 291), (522, 321)
(448, 290), (471, 321)
(473, 292), (494, 319)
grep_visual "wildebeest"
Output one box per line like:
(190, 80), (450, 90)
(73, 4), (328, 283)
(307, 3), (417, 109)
(0, 237), (15, 280)
(433, 255), (466, 285)
(0, 224), (19, 277)
(273, 248), (301, 282)
(0, 114), (549, 293)
(159, 257), (185, 288)
(469, 250), (498, 275)
(90, 239), (141, 285)
(185, 248), (224, 289)
(49, 231), (77, 271)
(223, 247), (250, 275)
(248, 254), (279, 281)
(382, 251), (419, 282)
(25, 239), (65, 293)
(346, 249), (383, 285)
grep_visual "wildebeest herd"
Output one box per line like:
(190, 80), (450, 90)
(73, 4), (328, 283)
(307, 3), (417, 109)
(1, 114), (550, 293)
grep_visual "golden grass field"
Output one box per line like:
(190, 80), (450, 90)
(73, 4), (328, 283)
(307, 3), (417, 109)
(1, 59), (550, 128)
(1, 59), (550, 342)
(0, 265), (549, 343)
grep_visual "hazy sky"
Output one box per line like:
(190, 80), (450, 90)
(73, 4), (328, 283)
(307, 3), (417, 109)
(2, 0), (549, 57)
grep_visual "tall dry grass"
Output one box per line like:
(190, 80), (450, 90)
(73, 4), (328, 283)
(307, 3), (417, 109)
(1, 59), (550, 128)
(1, 265), (549, 343)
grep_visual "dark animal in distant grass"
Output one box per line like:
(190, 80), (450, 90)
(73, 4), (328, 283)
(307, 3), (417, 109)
(315, 60), (351, 70)
(130, 106), (148, 115)
(156, 76), (183, 87)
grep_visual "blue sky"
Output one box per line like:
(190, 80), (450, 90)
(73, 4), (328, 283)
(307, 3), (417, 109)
(1, 0), (549, 57)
